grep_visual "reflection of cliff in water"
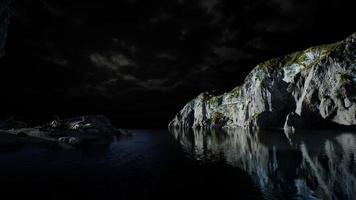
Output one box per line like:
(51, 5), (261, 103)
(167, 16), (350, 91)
(170, 128), (356, 200)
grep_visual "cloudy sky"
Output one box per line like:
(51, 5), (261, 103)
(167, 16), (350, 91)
(0, 0), (355, 127)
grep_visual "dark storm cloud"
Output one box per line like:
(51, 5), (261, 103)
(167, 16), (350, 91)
(213, 46), (253, 61)
(0, 0), (10, 50)
(90, 52), (134, 70)
(254, 19), (301, 33)
(84, 49), (182, 97)
(160, 0), (356, 94)
(200, 0), (219, 13)
(40, 55), (69, 66)
(42, 1), (65, 17)
(149, 13), (173, 24)
(268, 0), (317, 16)
(1, 0), (355, 126)
(245, 37), (271, 51)
(58, 0), (356, 95)
(269, 0), (295, 13)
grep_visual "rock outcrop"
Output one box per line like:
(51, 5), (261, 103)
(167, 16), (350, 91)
(169, 33), (356, 130)
(0, 115), (120, 147)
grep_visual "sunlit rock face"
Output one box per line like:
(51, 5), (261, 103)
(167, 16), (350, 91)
(170, 128), (356, 200)
(169, 33), (356, 130)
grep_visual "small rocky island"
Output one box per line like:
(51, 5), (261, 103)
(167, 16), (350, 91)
(0, 115), (125, 148)
(169, 33), (356, 131)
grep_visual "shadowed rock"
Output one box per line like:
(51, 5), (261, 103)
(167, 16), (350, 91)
(0, 115), (119, 147)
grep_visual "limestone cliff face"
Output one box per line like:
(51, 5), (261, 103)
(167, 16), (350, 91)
(169, 33), (356, 130)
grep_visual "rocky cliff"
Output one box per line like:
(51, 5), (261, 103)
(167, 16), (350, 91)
(169, 33), (356, 130)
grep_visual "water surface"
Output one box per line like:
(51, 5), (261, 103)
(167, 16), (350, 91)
(0, 128), (355, 200)
(171, 128), (356, 200)
(0, 130), (258, 200)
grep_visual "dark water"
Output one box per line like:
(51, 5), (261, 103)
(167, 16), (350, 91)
(0, 129), (355, 200)
(171, 128), (356, 200)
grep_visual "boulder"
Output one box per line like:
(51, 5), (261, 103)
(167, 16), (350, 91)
(58, 137), (81, 145)
(43, 115), (118, 136)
